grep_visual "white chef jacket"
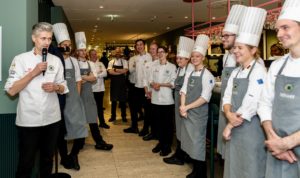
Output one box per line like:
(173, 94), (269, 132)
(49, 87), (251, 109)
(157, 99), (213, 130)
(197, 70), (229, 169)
(78, 60), (97, 77)
(180, 68), (215, 102)
(134, 53), (152, 88)
(4, 49), (68, 127)
(91, 61), (107, 92)
(107, 58), (128, 70)
(223, 60), (267, 121)
(223, 52), (237, 67)
(149, 61), (177, 105)
(128, 56), (136, 84)
(258, 54), (300, 122)
(143, 59), (159, 90)
(65, 57), (81, 82)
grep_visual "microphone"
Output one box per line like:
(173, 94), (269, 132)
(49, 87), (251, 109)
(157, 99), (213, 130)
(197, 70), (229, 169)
(42, 48), (48, 76)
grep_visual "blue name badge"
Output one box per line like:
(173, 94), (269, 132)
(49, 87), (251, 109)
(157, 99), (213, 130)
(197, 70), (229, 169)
(257, 79), (264, 85)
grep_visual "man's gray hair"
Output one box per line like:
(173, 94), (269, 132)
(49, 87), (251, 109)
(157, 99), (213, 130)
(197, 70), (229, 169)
(32, 22), (53, 36)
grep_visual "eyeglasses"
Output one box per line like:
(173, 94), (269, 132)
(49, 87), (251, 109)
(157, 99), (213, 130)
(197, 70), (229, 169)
(220, 34), (236, 39)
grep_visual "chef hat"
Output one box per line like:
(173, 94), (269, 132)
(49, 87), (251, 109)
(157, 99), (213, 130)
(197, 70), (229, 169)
(75, 32), (87, 49)
(223, 5), (247, 34)
(53, 23), (70, 44)
(236, 7), (267, 47)
(278, 0), (300, 22)
(192, 34), (210, 56)
(177, 36), (194, 58)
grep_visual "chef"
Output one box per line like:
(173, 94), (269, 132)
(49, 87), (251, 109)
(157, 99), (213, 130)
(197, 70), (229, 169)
(180, 34), (215, 178)
(89, 49), (110, 129)
(163, 36), (194, 166)
(222, 7), (267, 178)
(75, 32), (113, 151)
(52, 23), (88, 170)
(216, 4), (246, 159)
(258, 0), (300, 177)
(107, 47), (128, 122)
(5, 22), (68, 178)
(149, 46), (177, 157)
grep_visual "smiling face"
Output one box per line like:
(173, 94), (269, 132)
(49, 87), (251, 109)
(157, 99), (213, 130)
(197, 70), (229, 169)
(276, 19), (300, 50)
(221, 31), (236, 50)
(233, 42), (256, 65)
(136, 40), (145, 54)
(176, 56), (189, 68)
(191, 51), (204, 66)
(32, 31), (53, 54)
(157, 47), (168, 61)
(77, 49), (87, 59)
(89, 50), (98, 62)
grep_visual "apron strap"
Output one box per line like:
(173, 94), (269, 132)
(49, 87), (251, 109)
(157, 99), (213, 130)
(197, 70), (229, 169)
(223, 53), (230, 67)
(277, 56), (289, 75)
(69, 57), (75, 69)
(234, 60), (256, 79)
(177, 65), (188, 78)
(246, 60), (256, 79)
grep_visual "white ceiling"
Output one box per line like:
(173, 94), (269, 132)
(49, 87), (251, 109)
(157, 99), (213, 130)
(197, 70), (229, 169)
(52, 0), (279, 49)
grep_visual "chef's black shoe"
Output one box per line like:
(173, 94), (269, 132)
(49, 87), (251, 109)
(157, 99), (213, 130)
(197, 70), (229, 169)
(60, 156), (73, 169)
(163, 154), (184, 165)
(70, 155), (80, 170)
(138, 128), (149, 137)
(123, 127), (139, 134)
(95, 142), (113, 151)
(160, 147), (171, 157)
(108, 117), (116, 122)
(99, 123), (110, 129)
(152, 143), (161, 153)
(143, 133), (156, 141)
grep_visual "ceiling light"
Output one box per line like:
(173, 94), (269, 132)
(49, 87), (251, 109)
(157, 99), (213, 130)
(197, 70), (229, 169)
(94, 25), (98, 28)
(99, 5), (104, 9)
(97, 17), (100, 21)
(185, 16), (188, 19)
(166, 27), (170, 30)
(212, 17), (216, 20)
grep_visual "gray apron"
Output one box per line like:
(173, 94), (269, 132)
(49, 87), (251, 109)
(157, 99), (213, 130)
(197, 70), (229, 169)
(217, 54), (236, 158)
(110, 59), (127, 102)
(174, 66), (187, 141)
(224, 61), (266, 178)
(181, 68), (208, 161)
(265, 57), (300, 178)
(63, 59), (88, 140)
(80, 62), (98, 124)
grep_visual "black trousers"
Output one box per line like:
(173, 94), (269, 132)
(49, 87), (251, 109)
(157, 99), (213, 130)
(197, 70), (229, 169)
(128, 82), (135, 123)
(111, 101), (126, 119)
(131, 87), (148, 128)
(93, 92), (105, 124)
(143, 99), (153, 133)
(16, 121), (60, 178)
(89, 123), (104, 145)
(152, 104), (174, 149)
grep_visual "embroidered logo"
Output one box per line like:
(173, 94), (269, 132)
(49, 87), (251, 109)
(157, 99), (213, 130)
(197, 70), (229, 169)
(257, 79), (264, 85)
(48, 65), (55, 71)
(284, 84), (294, 92)
(233, 83), (238, 91)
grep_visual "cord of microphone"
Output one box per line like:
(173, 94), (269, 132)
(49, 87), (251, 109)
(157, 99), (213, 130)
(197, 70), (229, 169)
(42, 48), (48, 76)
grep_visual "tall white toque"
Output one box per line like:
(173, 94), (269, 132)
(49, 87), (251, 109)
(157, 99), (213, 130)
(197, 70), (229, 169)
(278, 0), (300, 22)
(177, 36), (194, 58)
(53, 23), (70, 44)
(223, 4), (247, 34)
(236, 7), (267, 47)
(192, 34), (210, 56)
(75, 32), (87, 49)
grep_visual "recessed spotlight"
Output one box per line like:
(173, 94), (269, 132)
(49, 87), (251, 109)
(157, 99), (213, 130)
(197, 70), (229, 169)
(94, 25), (98, 28)
(184, 16), (188, 19)
(212, 17), (216, 20)
(97, 17), (100, 21)
(99, 5), (104, 9)
(166, 27), (170, 30)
